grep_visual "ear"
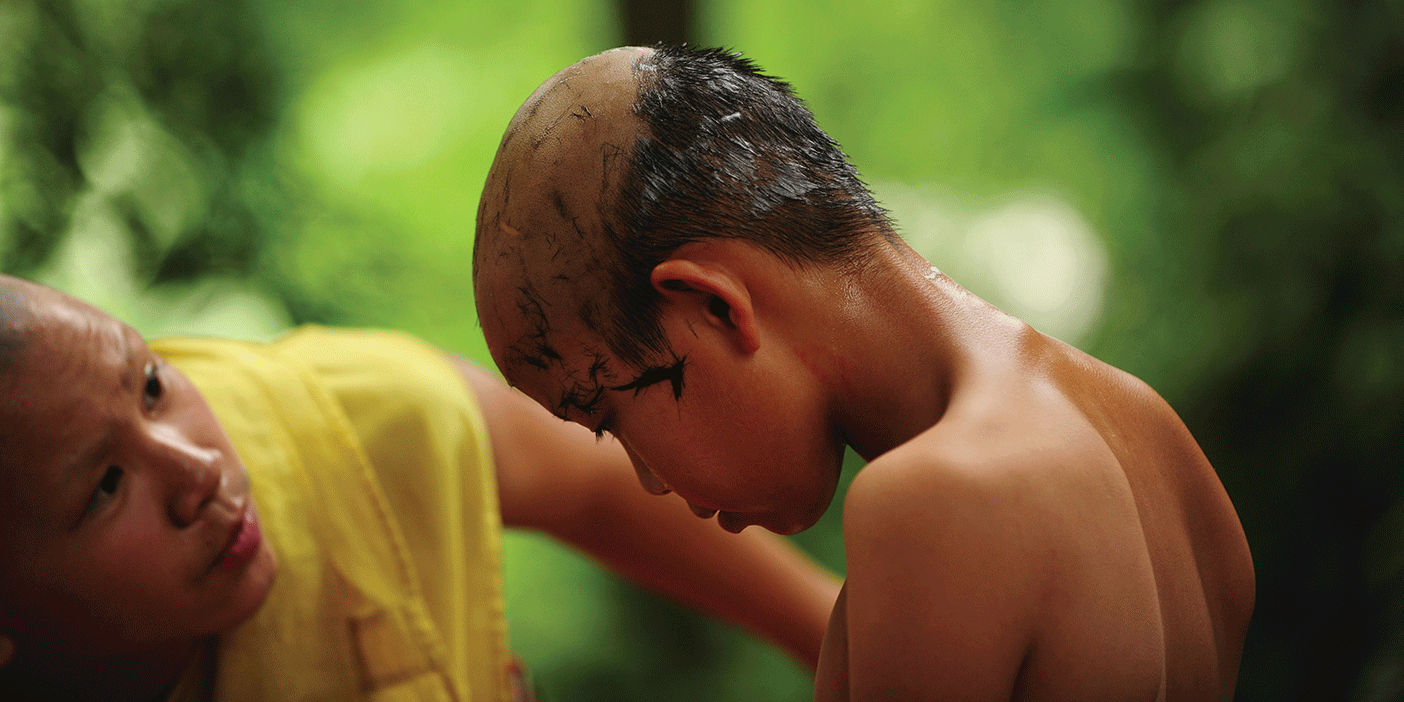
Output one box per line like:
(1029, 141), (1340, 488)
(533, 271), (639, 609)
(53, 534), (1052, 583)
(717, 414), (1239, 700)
(650, 256), (761, 354)
(0, 633), (13, 669)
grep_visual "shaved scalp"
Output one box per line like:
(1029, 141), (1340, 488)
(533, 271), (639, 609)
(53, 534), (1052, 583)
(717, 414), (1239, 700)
(0, 277), (35, 566)
(0, 276), (33, 377)
(474, 44), (893, 374)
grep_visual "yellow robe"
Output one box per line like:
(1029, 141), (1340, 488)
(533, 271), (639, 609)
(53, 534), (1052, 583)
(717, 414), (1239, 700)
(155, 327), (511, 702)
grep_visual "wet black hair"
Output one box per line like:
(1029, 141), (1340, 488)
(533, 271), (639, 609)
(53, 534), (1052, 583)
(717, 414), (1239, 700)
(595, 45), (895, 367)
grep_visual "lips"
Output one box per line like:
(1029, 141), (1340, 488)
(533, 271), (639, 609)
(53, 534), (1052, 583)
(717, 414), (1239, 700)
(207, 504), (262, 575)
(687, 502), (718, 519)
(682, 498), (754, 533)
(716, 511), (750, 534)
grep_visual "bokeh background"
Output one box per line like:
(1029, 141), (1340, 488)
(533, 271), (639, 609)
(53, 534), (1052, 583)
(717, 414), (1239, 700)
(3, 0), (1402, 699)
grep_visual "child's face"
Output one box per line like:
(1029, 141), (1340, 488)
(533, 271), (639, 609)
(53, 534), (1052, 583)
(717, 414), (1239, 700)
(483, 306), (844, 537)
(0, 288), (276, 664)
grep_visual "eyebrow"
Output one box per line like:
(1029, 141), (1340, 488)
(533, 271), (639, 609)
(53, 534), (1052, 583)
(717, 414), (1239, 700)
(610, 355), (687, 400)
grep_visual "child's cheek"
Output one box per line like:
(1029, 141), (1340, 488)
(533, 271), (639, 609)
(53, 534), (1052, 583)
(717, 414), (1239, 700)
(88, 510), (187, 599)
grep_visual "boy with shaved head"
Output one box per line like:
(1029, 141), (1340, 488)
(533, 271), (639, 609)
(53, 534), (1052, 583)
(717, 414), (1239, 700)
(473, 45), (1255, 700)
(0, 273), (839, 701)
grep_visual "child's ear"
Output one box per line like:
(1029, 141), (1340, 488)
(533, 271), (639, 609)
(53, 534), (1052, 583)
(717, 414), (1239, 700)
(0, 633), (13, 669)
(650, 257), (760, 354)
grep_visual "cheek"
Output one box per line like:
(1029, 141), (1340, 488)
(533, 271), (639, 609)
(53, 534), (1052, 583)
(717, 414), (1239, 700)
(8, 519), (192, 654)
(83, 474), (204, 594)
(712, 372), (839, 499)
(617, 404), (711, 491)
(628, 402), (759, 504)
(82, 511), (189, 602)
(707, 378), (814, 462)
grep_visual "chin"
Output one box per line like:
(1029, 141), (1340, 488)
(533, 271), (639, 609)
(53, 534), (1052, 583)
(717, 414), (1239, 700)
(218, 546), (278, 634)
(757, 512), (819, 536)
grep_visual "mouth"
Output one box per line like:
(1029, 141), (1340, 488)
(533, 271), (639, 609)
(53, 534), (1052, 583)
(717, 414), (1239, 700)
(716, 511), (751, 534)
(206, 503), (263, 576)
(683, 500), (750, 533)
(687, 501), (718, 520)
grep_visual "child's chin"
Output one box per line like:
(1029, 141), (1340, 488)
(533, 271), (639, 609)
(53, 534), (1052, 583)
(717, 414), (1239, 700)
(219, 545), (278, 632)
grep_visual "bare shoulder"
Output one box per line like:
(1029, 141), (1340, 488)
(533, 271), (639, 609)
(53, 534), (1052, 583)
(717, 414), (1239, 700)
(842, 403), (1138, 594)
(838, 388), (1171, 700)
(838, 436), (1059, 700)
(842, 427), (1067, 593)
(843, 423), (1090, 544)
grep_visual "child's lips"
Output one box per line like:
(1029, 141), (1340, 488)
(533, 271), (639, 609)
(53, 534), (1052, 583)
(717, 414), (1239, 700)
(687, 501), (718, 519)
(207, 503), (262, 575)
(682, 498), (753, 533)
(717, 511), (751, 534)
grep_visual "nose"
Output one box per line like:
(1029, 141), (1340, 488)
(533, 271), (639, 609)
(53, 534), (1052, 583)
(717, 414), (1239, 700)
(620, 442), (670, 496)
(149, 423), (225, 528)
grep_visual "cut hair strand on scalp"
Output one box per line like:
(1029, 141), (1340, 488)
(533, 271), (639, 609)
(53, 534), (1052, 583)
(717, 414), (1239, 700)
(473, 45), (897, 377)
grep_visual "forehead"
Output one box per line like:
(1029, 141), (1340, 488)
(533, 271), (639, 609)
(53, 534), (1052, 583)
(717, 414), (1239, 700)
(4, 290), (130, 388)
(481, 299), (622, 418)
(0, 293), (134, 507)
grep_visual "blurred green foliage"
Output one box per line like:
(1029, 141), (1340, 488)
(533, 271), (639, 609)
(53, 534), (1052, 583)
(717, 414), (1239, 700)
(2, 0), (1402, 700)
(1102, 3), (1404, 700)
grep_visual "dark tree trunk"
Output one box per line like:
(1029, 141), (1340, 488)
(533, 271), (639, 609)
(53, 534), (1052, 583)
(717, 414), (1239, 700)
(618, 0), (695, 47)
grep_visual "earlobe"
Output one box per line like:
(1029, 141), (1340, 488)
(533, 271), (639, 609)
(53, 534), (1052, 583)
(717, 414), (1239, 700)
(650, 257), (761, 354)
(0, 633), (14, 669)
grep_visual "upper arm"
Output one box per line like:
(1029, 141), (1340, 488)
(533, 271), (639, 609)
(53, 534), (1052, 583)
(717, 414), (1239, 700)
(446, 353), (623, 531)
(841, 457), (1047, 701)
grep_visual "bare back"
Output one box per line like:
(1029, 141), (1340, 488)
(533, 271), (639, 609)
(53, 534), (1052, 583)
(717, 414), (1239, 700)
(1053, 339), (1254, 700)
(817, 328), (1254, 701)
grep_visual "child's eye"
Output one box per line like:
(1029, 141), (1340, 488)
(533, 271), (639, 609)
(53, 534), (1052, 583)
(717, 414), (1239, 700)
(91, 465), (124, 509)
(143, 363), (164, 410)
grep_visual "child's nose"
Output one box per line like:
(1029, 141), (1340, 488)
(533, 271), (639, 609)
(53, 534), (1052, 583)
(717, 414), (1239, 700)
(149, 424), (224, 527)
(621, 444), (670, 496)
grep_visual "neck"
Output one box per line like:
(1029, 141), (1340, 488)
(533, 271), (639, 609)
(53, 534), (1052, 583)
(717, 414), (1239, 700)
(0, 638), (202, 702)
(805, 241), (1033, 461)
